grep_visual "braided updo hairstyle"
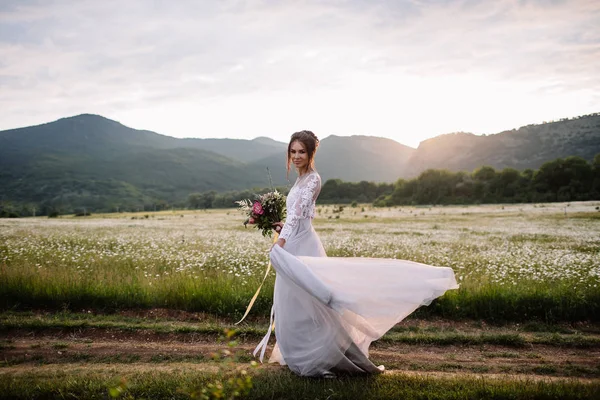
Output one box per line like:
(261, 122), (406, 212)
(287, 130), (319, 179)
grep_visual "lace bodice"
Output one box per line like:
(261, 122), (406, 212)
(279, 171), (321, 241)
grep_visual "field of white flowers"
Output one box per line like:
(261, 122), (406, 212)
(1, 201), (599, 322)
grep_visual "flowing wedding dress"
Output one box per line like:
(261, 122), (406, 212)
(253, 170), (459, 377)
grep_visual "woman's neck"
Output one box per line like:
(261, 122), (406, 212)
(298, 167), (312, 177)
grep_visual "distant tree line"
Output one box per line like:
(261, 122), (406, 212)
(319, 180), (394, 204)
(374, 154), (600, 206)
(186, 181), (395, 210)
(0, 199), (175, 218)
(187, 186), (291, 210)
(2, 154), (599, 218)
(185, 154), (600, 209)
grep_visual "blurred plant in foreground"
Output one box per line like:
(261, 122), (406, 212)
(184, 328), (257, 400)
(107, 328), (256, 399)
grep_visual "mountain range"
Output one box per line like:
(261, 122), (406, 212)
(1, 113), (599, 212)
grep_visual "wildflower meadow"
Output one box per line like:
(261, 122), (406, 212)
(1, 201), (599, 323)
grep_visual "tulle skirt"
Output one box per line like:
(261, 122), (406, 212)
(256, 219), (459, 377)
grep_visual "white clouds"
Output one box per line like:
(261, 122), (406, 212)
(0, 0), (598, 147)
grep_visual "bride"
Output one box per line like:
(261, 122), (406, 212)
(253, 130), (459, 378)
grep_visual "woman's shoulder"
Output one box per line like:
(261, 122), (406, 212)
(296, 170), (320, 189)
(296, 169), (321, 186)
(307, 170), (321, 183)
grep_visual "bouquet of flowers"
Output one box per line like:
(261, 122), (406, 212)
(236, 190), (286, 237)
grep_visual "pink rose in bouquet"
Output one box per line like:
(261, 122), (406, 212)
(236, 190), (286, 237)
(252, 201), (264, 215)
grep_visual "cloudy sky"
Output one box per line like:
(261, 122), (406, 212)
(1, 0), (599, 147)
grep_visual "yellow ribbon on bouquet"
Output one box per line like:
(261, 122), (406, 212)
(235, 232), (279, 325)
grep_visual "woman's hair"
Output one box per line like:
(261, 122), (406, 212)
(287, 130), (319, 179)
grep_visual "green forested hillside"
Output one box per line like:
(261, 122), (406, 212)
(407, 114), (600, 175)
(178, 136), (286, 162)
(2, 113), (600, 216)
(0, 115), (278, 215)
(0, 147), (272, 214)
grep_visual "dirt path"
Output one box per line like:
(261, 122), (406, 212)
(2, 330), (599, 381)
(2, 311), (599, 382)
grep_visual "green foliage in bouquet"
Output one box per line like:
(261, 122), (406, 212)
(236, 190), (286, 237)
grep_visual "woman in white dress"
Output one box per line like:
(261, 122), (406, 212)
(253, 130), (459, 378)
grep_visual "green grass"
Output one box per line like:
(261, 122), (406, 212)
(0, 259), (275, 317)
(2, 261), (599, 323)
(2, 312), (599, 349)
(6, 351), (600, 379)
(1, 369), (599, 400)
(412, 285), (600, 323)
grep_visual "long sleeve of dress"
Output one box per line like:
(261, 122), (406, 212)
(279, 173), (321, 241)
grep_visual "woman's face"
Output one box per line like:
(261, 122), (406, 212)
(290, 140), (309, 171)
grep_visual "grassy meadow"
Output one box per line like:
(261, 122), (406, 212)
(1, 201), (599, 323)
(2, 201), (600, 399)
